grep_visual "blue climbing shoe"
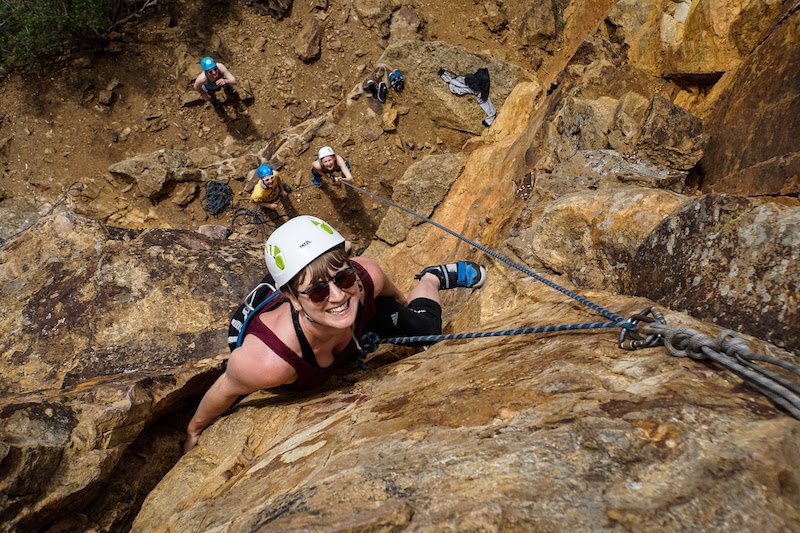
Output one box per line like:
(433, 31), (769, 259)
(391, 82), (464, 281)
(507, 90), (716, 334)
(415, 261), (487, 290)
(389, 69), (404, 92)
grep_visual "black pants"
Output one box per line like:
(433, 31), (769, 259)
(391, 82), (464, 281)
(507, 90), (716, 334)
(365, 297), (442, 346)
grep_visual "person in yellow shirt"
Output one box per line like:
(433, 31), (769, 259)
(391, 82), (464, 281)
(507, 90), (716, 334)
(250, 164), (290, 212)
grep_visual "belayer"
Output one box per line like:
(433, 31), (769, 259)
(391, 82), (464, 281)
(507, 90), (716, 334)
(184, 215), (487, 452)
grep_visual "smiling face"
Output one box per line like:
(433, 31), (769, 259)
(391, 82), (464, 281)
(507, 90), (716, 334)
(261, 175), (274, 187)
(286, 247), (360, 330)
(320, 155), (336, 171)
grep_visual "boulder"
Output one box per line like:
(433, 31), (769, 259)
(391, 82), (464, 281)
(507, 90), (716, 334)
(634, 95), (707, 171)
(375, 154), (466, 245)
(379, 41), (531, 136)
(108, 149), (201, 200)
(627, 195), (800, 353)
(197, 225), (230, 239)
(549, 93), (706, 171)
(508, 187), (686, 291)
(252, 0), (292, 19)
(389, 6), (423, 43)
(171, 182), (198, 206)
(482, 0), (508, 33)
(381, 106), (399, 131)
(294, 17), (324, 63)
(701, 6), (800, 197)
(353, 0), (392, 37)
(551, 95), (619, 162)
(0, 214), (266, 531)
(517, 0), (557, 47)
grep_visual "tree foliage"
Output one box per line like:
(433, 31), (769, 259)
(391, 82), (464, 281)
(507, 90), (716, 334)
(0, 0), (130, 65)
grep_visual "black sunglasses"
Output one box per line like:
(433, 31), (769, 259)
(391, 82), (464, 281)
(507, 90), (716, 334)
(296, 266), (357, 303)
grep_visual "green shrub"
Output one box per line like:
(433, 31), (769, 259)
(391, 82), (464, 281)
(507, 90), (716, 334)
(0, 0), (116, 65)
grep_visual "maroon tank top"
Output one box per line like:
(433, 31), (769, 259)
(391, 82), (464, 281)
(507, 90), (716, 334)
(243, 261), (376, 391)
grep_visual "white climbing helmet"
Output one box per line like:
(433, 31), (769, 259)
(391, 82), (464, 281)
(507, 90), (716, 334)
(317, 146), (335, 160)
(264, 215), (345, 288)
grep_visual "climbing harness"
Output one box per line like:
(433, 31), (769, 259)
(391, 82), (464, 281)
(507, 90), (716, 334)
(334, 181), (799, 420)
(201, 180), (233, 215)
(1, 182), (84, 248)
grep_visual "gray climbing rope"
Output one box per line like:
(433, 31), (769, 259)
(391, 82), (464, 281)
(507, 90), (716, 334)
(644, 323), (800, 420)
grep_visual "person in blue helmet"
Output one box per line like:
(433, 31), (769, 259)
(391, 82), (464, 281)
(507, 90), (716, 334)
(183, 215), (487, 452)
(193, 56), (238, 111)
(250, 163), (291, 212)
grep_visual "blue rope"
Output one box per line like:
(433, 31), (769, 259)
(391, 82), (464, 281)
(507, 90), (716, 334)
(341, 181), (630, 326)
(359, 321), (618, 353)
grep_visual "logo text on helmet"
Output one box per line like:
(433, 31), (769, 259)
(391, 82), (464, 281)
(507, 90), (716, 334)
(298, 240), (311, 248)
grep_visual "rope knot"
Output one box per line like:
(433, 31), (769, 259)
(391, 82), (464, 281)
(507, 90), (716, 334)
(662, 326), (713, 359)
(716, 330), (753, 360)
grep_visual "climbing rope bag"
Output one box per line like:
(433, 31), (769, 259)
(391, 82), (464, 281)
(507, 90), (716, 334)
(227, 273), (285, 351)
(389, 69), (405, 92)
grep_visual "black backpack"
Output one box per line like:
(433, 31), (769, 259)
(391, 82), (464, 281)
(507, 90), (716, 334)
(227, 273), (285, 351)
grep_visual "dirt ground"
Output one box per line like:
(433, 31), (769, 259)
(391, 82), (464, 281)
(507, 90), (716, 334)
(0, 0), (538, 243)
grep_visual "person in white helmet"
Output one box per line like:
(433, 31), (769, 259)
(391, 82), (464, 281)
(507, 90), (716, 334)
(310, 146), (353, 187)
(184, 215), (487, 453)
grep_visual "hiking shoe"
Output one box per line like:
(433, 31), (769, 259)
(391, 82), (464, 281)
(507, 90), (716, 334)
(415, 261), (487, 290)
(312, 175), (323, 187)
(377, 81), (388, 103)
(366, 79), (378, 98)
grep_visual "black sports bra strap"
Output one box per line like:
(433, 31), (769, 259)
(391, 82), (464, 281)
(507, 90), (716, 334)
(291, 307), (320, 368)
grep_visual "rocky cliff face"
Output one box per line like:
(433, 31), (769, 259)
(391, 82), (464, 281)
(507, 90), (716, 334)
(1, 0), (799, 531)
